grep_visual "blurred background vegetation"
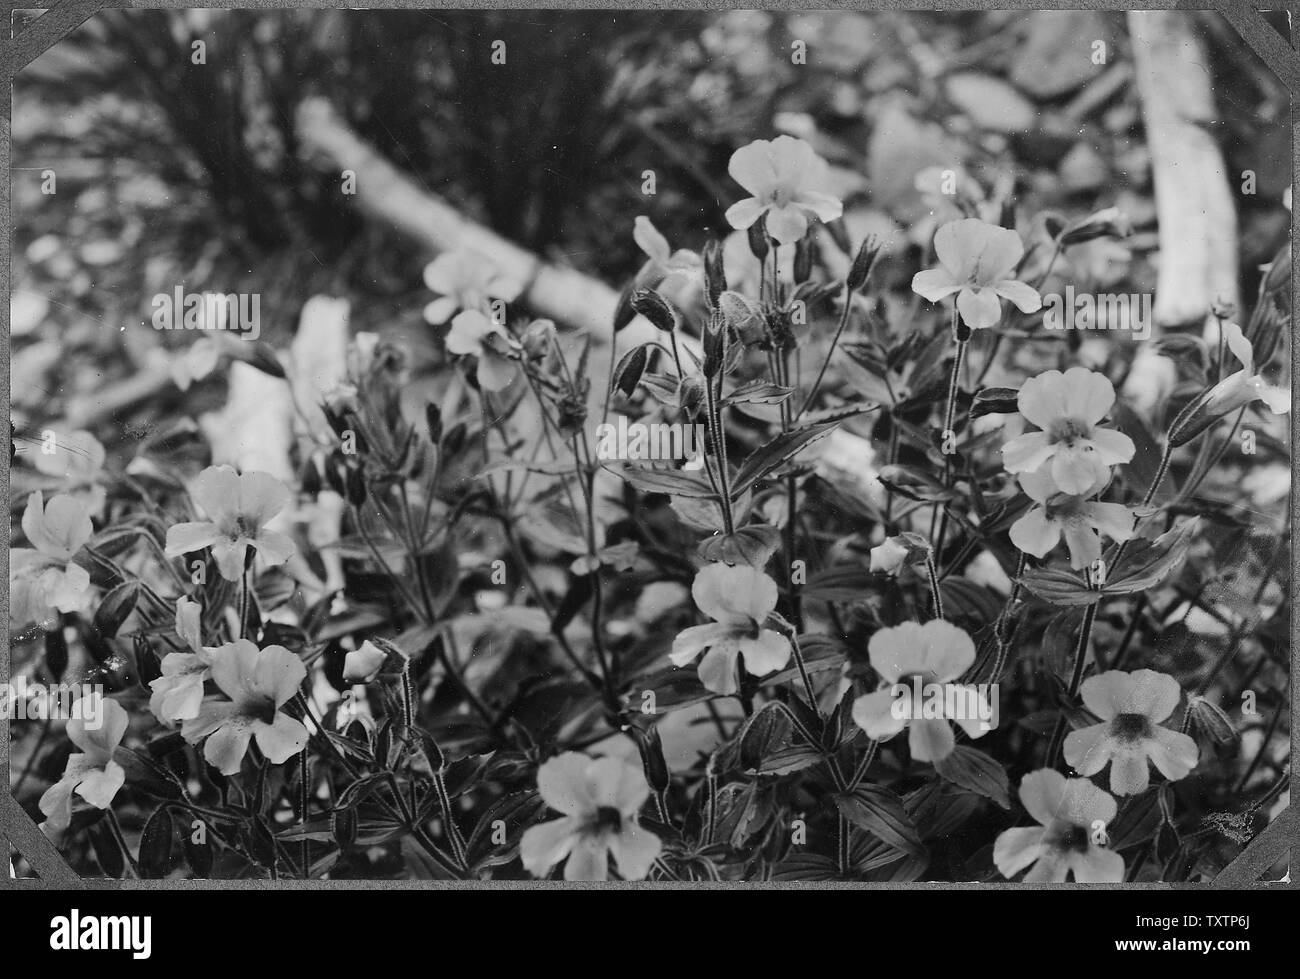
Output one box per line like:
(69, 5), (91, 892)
(12, 10), (1290, 366)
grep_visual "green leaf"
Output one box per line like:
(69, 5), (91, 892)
(466, 791), (547, 871)
(904, 782), (983, 840)
(89, 817), (126, 879)
(610, 343), (651, 398)
(731, 422), (840, 498)
(113, 747), (183, 801)
(751, 744), (824, 776)
(771, 853), (839, 881)
(139, 806), (177, 879)
(1018, 566), (1103, 606)
(614, 464), (718, 500)
(44, 628), (68, 681)
(737, 702), (794, 772)
(969, 386), (1020, 420)
(802, 564), (872, 602)
(183, 820), (214, 878)
(795, 401), (878, 426)
(696, 524), (781, 568)
(833, 785), (926, 855)
(932, 746), (1011, 808)
(722, 380), (793, 406)
(1103, 519), (1199, 594)
(332, 807), (358, 848)
(92, 580), (141, 639)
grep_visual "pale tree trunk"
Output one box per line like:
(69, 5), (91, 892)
(1125, 10), (1239, 417)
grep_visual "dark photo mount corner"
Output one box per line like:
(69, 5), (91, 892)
(0, 0), (1295, 889)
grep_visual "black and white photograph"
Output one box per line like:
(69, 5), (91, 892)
(3, 3), (1294, 913)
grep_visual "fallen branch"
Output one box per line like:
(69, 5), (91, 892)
(295, 97), (622, 339)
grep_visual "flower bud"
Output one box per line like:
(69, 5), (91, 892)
(823, 217), (852, 256)
(793, 237), (814, 284)
(678, 373), (705, 415)
(718, 290), (764, 342)
(746, 222), (770, 262)
(1059, 207), (1133, 247)
(425, 402), (443, 444)
(630, 288), (677, 334)
(345, 466), (367, 507)
(1187, 695), (1235, 744)
(702, 239), (727, 310)
(613, 281), (639, 333)
(846, 237), (880, 293)
(521, 318), (557, 360)
(299, 455), (323, 497)
(869, 532), (932, 575)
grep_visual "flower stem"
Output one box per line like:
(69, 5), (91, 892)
(1046, 599), (1098, 767)
(925, 556), (945, 621)
(784, 627), (822, 721)
(237, 548), (256, 640)
(298, 749), (311, 878)
(797, 282), (853, 418)
(849, 740), (879, 789)
(105, 810), (140, 879)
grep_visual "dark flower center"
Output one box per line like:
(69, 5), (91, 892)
(1049, 417), (1091, 447)
(592, 806), (623, 834)
(1052, 824), (1091, 852)
(1111, 712), (1151, 742)
(246, 695), (279, 726)
(1043, 495), (1085, 520)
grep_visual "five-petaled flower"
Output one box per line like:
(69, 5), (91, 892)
(633, 216), (702, 291)
(165, 466), (296, 582)
(1200, 320), (1290, 419)
(39, 697), (129, 839)
(30, 428), (107, 517)
(422, 250), (517, 326)
(149, 598), (217, 723)
(851, 620), (991, 762)
(446, 309), (521, 392)
(670, 563), (792, 696)
(1009, 469), (1136, 570)
(993, 768), (1123, 883)
(723, 136), (843, 245)
(911, 218), (1042, 330)
(1001, 367), (1135, 495)
(520, 752), (662, 881)
(181, 639), (310, 776)
(1063, 669), (1200, 796)
(9, 491), (94, 628)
